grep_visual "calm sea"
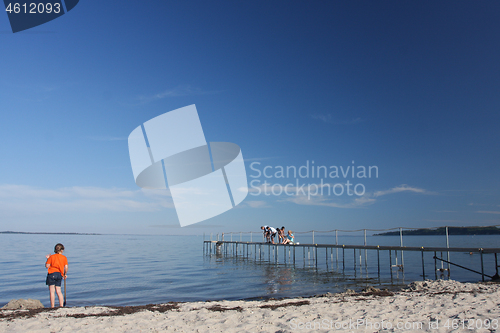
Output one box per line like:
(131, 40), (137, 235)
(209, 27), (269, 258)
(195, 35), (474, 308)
(0, 233), (498, 308)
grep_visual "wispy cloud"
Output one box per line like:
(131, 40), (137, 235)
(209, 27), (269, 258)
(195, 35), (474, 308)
(87, 136), (127, 141)
(477, 211), (500, 215)
(245, 200), (270, 208)
(249, 183), (434, 209)
(0, 184), (174, 215)
(137, 84), (222, 103)
(373, 184), (436, 197)
(311, 114), (365, 125)
(283, 193), (375, 208)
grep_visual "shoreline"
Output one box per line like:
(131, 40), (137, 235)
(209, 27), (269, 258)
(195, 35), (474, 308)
(1, 280), (499, 332)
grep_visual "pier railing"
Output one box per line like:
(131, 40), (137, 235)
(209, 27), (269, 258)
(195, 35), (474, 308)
(203, 225), (500, 282)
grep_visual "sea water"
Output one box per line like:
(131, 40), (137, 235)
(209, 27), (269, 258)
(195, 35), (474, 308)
(0, 233), (498, 307)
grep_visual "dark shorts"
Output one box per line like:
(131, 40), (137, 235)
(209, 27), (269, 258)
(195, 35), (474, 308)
(46, 272), (62, 287)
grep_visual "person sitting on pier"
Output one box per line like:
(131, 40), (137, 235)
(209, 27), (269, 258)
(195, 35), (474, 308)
(283, 230), (294, 244)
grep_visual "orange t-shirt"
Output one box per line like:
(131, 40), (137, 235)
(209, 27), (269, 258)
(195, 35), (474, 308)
(46, 253), (68, 275)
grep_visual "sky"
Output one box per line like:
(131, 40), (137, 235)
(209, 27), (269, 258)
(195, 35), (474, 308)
(0, 1), (499, 235)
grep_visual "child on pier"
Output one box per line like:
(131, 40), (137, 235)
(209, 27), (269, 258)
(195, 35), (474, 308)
(278, 228), (284, 244)
(283, 230), (295, 244)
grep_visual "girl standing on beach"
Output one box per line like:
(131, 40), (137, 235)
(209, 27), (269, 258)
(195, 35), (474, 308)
(45, 243), (68, 308)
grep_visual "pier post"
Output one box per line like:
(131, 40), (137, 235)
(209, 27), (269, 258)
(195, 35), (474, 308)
(495, 253), (499, 277)
(446, 226), (450, 271)
(421, 247), (425, 280)
(315, 246), (318, 267)
(326, 248), (328, 268)
(364, 229), (368, 270)
(377, 246), (380, 278)
(335, 230), (339, 269)
(400, 227), (404, 270)
(480, 248), (485, 282)
(359, 249), (362, 269)
(354, 248), (356, 272)
(342, 246), (345, 271)
(389, 250), (393, 280)
(434, 251), (437, 280)
(293, 246), (296, 265)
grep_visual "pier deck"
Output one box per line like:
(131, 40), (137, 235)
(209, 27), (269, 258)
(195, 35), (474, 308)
(203, 240), (500, 282)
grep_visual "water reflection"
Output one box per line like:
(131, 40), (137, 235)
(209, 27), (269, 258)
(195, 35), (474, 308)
(263, 266), (293, 294)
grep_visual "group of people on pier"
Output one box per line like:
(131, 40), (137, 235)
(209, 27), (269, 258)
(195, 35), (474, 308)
(261, 226), (295, 245)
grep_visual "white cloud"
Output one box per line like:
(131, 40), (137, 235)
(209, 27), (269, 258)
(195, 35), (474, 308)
(249, 183), (433, 209)
(373, 184), (435, 197)
(477, 211), (500, 215)
(245, 201), (270, 208)
(137, 84), (222, 103)
(0, 184), (174, 215)
(283, 193), (376, 208)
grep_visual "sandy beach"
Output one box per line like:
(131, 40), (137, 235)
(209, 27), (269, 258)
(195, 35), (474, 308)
(1, 280), (499, 332)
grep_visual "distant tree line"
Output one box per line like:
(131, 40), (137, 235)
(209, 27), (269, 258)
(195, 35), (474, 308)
(374, 226), (500, 236)
(0, 231), (101, 235)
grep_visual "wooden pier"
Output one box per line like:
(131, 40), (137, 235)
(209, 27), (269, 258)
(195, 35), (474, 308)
(203, 240), (500, 282)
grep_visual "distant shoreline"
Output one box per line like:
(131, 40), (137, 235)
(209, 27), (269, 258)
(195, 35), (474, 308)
(375, 226), (500, 236)
(0, 231), (101, 235)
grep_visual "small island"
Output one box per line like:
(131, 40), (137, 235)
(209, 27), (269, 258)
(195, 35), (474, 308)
(0, 231), (101, 235)
(374, 226), (500, 236)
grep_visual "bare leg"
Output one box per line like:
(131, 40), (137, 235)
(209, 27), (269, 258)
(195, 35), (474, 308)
(55, 286), (64, 307)
(49, 285), (56, 308)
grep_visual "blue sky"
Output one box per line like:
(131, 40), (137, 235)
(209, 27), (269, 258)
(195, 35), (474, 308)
(0, 1), (499, 235)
